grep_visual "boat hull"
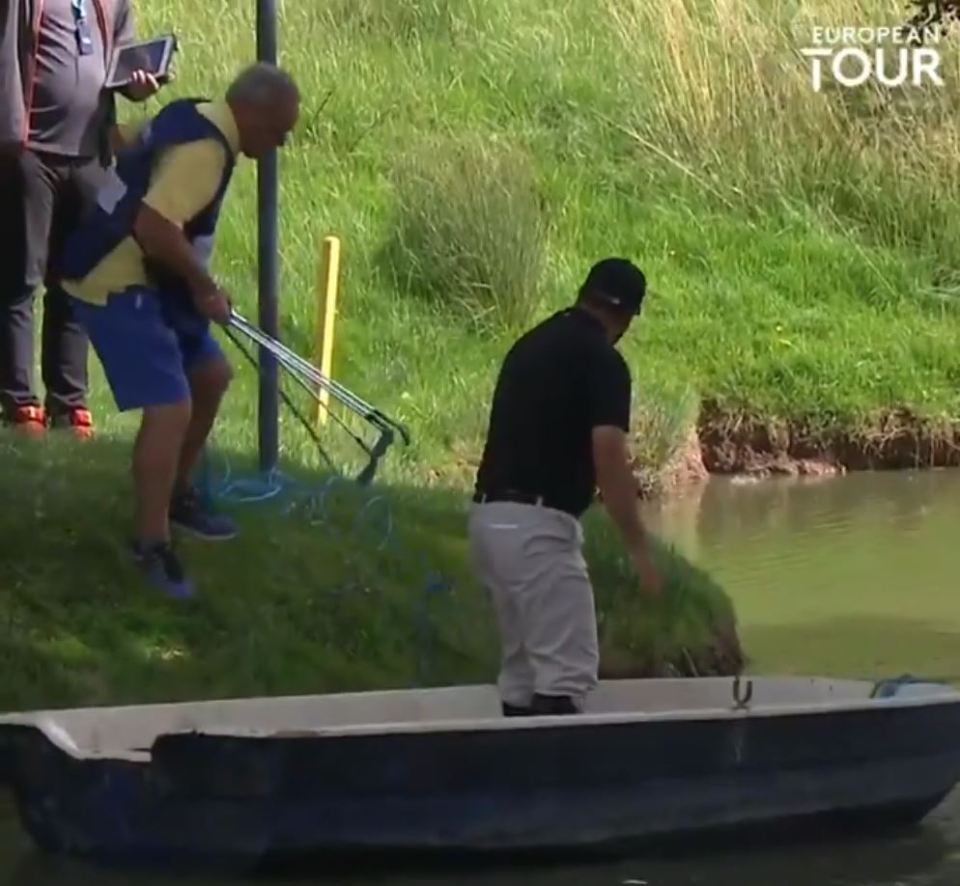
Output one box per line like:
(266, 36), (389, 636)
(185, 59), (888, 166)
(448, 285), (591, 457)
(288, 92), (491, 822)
(3, 694), (960, 869)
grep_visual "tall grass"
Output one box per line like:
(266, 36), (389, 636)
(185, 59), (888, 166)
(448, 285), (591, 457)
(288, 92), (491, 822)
(631, 378), (702, 493)
(383, 133), (547, 331)
(631, 379), (701, 471)
(313, 0), (471, 39)
(606, 0), (960, 264)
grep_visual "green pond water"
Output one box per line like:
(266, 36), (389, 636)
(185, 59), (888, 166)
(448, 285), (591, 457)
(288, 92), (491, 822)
(3, 468), (960, 885)
(640, 469), (960, 681)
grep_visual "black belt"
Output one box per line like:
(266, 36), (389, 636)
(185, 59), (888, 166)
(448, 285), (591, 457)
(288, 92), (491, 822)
(472, 488), (574, 514)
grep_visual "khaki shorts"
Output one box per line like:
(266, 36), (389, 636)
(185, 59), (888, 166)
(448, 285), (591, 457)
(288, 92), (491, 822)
(468, 501), (599, 710)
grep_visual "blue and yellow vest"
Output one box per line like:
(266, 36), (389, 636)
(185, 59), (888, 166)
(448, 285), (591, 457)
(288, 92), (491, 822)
(61, 98), (236, 331)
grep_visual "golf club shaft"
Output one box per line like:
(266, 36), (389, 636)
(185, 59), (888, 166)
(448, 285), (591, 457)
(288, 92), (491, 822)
(227, 311), (406, 439)
(230, 312), (374, 412)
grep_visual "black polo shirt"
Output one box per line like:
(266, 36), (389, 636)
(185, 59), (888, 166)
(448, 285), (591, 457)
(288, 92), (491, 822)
(474, 307), (632, 518)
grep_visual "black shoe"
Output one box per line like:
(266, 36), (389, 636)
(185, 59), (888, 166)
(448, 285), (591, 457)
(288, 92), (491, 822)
(502, 702), (534, 717)
(530, 694), (579, 715)
(170, 486), (237, 541)
(131, 540), (195, 599)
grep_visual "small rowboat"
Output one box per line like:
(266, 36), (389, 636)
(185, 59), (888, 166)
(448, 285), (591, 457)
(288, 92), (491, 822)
(1, 675), (959, 870)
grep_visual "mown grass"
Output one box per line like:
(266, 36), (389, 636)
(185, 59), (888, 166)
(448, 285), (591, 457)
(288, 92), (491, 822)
(0, 436), (735, 711)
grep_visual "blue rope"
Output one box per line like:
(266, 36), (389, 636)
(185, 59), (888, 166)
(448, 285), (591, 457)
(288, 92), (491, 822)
(197, 447), (453, 685)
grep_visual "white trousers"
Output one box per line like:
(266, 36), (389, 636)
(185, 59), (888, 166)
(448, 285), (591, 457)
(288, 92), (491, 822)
(468, 501), (599, 710)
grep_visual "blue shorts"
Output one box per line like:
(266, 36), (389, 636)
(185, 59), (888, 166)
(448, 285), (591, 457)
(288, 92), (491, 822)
(69, 286), (224, 411)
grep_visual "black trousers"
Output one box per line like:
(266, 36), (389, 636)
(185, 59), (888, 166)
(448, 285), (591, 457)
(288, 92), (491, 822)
(0, 149), (105, 415)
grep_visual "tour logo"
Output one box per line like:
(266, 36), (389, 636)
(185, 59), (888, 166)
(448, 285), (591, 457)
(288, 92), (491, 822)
(799, 24), (946, 92)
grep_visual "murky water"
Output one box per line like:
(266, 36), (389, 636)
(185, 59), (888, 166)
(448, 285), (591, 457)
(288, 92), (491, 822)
(4, 469), (960, 885)
(641, 469), (960, 681)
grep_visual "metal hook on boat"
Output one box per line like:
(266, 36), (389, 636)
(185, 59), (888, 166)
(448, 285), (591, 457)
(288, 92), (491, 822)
(732, 676), (754, 710)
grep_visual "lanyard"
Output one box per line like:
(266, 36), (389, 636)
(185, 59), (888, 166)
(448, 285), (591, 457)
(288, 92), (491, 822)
(72, 0), (95, 56)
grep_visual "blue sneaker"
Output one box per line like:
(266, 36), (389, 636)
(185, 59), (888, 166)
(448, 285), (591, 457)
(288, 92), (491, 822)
(131, 541), (195, 599)
(170, 487), (237, 541)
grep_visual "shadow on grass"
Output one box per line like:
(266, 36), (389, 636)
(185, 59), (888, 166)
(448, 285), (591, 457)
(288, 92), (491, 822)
(0, 432), (740, 713)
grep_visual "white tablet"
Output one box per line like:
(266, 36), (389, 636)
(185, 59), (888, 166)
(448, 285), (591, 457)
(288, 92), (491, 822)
(104, 35), (177, 90)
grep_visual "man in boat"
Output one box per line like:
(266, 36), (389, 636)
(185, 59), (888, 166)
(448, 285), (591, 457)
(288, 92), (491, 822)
(470, 257), (662, 717)
(57, 62), (300, 598)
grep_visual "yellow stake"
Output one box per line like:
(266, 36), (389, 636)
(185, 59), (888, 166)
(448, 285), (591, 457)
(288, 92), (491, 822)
(315, 235), (341, 426)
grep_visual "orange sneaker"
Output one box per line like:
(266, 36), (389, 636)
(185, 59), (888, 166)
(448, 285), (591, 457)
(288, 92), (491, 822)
(5, 405), (46, 436)
(49, 407), (94, 440)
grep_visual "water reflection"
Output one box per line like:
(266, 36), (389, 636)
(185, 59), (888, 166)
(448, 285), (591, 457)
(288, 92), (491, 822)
(649, 469), (960, 563)
(641, 471), (960, 682)
(3, 791), (960, 885)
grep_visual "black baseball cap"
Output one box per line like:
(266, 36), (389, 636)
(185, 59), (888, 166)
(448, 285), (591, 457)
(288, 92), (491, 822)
(578, 257), (646, 315)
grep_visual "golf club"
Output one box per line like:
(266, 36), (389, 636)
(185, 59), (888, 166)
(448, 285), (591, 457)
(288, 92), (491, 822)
(226, 309), (411, 485)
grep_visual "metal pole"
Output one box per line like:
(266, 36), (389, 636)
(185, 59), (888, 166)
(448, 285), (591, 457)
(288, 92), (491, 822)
(256, 0), (279, 473)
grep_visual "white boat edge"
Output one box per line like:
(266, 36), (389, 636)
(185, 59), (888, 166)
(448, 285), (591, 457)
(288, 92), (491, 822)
(1, 675), (958, 764)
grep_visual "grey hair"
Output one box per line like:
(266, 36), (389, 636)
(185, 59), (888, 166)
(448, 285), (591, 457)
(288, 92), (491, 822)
(226, 62), (299, 107)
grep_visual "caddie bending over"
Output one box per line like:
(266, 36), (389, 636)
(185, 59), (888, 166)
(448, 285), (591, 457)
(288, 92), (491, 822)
(469, 257), (662, 717)
(59, 62), (300, 598)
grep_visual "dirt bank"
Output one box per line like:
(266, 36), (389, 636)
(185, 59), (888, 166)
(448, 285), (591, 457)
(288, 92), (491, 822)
(646, 401), (960, 493)
(697, 401), (960, 477)
(634, 424), (710, 498)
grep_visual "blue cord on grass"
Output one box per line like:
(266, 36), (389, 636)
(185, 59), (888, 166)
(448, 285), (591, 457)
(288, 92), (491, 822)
(197, 448), (451, 685)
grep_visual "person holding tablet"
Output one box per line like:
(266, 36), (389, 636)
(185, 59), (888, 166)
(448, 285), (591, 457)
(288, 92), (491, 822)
(0, 0), (163, 437)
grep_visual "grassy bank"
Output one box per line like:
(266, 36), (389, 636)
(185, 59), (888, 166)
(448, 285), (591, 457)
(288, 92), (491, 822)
(82, 0), (960, 489)
(0, 436), (739, 712)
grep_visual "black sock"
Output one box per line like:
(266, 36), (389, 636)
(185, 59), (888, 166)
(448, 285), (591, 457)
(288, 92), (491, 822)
(133, 537), (171, 554)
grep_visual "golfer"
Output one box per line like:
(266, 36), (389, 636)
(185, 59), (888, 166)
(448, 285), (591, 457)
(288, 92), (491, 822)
(58, 62), (300, 598)
(469, 257), (662, 717)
